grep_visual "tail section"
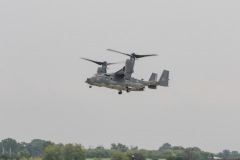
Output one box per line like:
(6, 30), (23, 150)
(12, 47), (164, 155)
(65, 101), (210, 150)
(148, 73), (158, 89)
(159, 70), (169, 87)
(149, 73), (158, 82)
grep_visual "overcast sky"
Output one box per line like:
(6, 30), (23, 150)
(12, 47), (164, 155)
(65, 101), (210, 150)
(0, 0), (240, 153)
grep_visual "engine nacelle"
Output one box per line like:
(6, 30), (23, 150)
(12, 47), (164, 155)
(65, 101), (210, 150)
(97, 66), (107, 73)
(124, 59), (135, 80)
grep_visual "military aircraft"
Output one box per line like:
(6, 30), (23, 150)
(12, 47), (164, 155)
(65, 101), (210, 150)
(82, 49), (169, 94)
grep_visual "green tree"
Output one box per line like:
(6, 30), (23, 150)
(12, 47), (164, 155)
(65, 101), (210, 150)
(216, 152), (223, 158)
(0, 154), (10, 160)
(172, 146), (185, 151)
(111, 143), (129, 152)
(125, 151), (146, 160)
(222, 150), (230, 159)
(28, 139), (54, 157)
(129, 146), (138, 151)
(189, 147), (201, 152)
(132, 152), (146, 160)
(1, 138), (19, 154)
(159, 143), (172, 151)
(19, 149), (30, 158)
(230, 151), (239, 159)
(148, 150), (160, 160)
(43, 145), (63, 160)
(111, 151), (127, 160)
(86, 146), (111, 158)
(28, 139), (45, 157)
(183, 149), (193, 160)
(160, 150), (175, 159)
(63, 144), (86, 160)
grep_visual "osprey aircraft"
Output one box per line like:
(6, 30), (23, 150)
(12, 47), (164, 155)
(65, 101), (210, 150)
(82, 49), (169, 94)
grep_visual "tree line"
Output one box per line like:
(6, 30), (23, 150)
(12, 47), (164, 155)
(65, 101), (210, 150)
(0, 138), (85, 160)
(0, 138), (240, 160)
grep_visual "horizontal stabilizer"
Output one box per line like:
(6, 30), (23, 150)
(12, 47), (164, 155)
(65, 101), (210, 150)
(159, 70), (169, 87)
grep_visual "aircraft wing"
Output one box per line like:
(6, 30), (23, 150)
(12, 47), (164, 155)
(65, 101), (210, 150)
(115, 67), (125, 78)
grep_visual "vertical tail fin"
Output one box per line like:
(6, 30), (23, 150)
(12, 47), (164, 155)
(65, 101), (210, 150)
(149, 73), (158, 82)
(159, 70), (169, 87)
(148, 73), (158, 89)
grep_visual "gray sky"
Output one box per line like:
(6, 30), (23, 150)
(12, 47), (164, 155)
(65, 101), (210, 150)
(0, 0), (240, 153)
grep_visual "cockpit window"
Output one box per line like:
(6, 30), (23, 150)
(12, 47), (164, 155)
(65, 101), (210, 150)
(93, 74), (101, 77)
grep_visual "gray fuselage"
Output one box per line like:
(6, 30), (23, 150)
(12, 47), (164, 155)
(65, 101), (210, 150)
(86, 73), (151, 92)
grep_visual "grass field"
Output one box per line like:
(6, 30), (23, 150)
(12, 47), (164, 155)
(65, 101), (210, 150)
(86, 158), (166, 160)
(86, 158), (111, 160)
(3, 157), (166, 160)
(1, 158), (166, 160)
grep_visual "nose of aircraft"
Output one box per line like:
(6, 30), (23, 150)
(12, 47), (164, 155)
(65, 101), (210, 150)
(86, 78), (91, 83)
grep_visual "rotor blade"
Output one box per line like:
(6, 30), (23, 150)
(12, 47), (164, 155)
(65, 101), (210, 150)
(81, 57), (103, 65)
(107, 49), (131, 57)
(107, 61), (125, 65)
(135, 54), (158, 58)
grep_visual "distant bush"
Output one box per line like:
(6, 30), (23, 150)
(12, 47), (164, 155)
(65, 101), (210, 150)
(167, 157), (184, 160)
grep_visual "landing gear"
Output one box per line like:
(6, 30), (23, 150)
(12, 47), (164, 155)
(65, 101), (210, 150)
(118, 91), (122, 95)
(89, 86), (92, 88)
(126, 86), (130, 93)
